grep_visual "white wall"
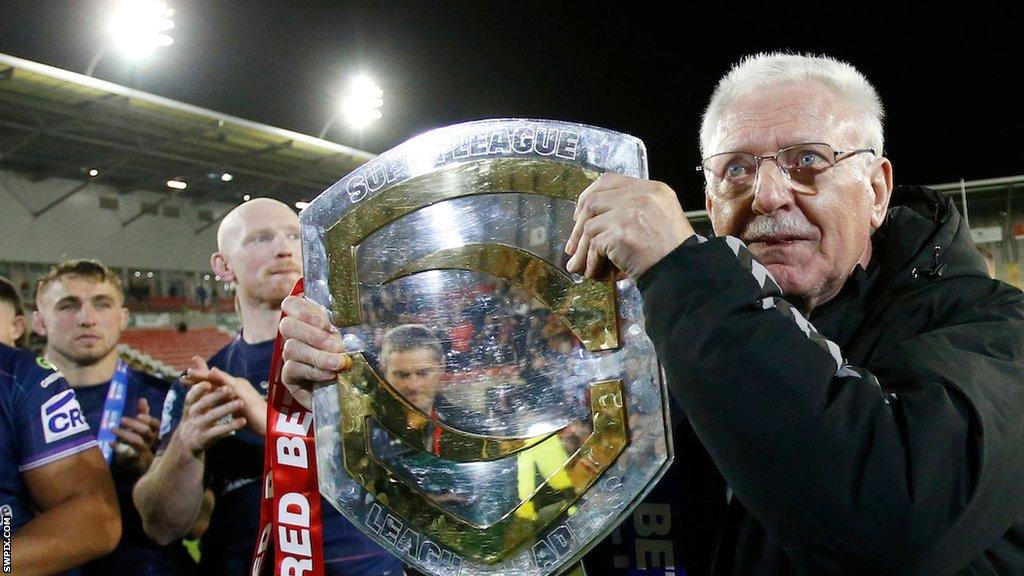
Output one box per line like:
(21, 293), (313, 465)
(0, 169), (237, 271)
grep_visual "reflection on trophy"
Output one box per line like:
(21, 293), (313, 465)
(304, 119), (673, 576)
(378, 324), (446, 438)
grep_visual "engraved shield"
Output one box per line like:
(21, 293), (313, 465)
(301, 119), (672, 576)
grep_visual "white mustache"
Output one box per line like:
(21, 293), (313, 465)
(740, 215), (816, 241)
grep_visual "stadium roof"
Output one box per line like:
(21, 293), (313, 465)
(0, 52), (373, 214)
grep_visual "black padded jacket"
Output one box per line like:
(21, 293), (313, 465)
(638, 186), (1024, 575)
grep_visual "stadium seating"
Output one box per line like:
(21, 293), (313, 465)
(120, 327), (235, 375)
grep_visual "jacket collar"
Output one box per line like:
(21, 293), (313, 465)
(872, 185), (990, 297)
(811, 185), (989, 346)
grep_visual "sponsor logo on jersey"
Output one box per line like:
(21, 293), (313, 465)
(160, 388), (177, 438)
(35, 357), (55, 371)
(41, 390), (89, 444)
(39, 371), (62, 389)
(223, 477), (258, 494)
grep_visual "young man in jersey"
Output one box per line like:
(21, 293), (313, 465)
(135, 198), (402, 574)
(33, 259), (184, 575)
(0, 276), (28, 348)
(0, 342), (121, 573)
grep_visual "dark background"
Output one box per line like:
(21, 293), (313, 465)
(1, 1), (1020, 209)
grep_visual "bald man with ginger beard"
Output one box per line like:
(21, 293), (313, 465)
(134, 198), (401, 575)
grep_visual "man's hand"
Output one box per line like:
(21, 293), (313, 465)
(133, 366), (233, 546)
(279, 294), (351, 409)
(565, 173), (695, 279)
(185, 356), (267, 436)
(170, 378), (246, 458)
(112, 398), (161, 474)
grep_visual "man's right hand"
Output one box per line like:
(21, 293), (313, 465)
(171, 380), (247, 457)
(279, 294), (351, 409)
(186, 356), (268, 436)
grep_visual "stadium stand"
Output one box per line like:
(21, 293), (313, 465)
(120, 326), (235, 375)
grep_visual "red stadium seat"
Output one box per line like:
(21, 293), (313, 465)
(120, 327), (235, 374)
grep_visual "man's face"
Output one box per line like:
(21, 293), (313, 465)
(35, 275), (127, 367)
(0, 301), (26, 348)
(218, 202), (302, 306)
(704, 81), (891, 310)
(384, 347), (443, 414)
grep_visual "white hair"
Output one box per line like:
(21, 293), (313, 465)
(699, 52), (885, 157)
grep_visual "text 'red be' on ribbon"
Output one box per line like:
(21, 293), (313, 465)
(252, 277), (326, 576)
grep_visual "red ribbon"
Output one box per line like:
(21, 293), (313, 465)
(251, 278), (326, 576)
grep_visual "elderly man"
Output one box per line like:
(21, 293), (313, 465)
(279, 54), (1024, 574)
(135, 198), (402, 575)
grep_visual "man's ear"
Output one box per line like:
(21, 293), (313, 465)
(11, 315), (27, 341)
(32, 310), (47, 337)
(210, 252), (236, 283)
(868, 157), (894, 229)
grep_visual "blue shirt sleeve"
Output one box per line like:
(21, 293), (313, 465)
(16, 356), (98, 471)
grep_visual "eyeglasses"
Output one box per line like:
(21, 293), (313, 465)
(697, 142), (876, 199)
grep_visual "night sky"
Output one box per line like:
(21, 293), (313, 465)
(1, 1), (1020, 210)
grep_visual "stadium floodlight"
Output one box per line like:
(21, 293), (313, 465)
(221, 173), (233, 182)
(109, 0), (175, 58)
(295, 201), (310, 210)
(340, 75), (384, 130)
(166, 179), (187, 190)
(87, 0), (175, 75)
(319, 73), (384, 139)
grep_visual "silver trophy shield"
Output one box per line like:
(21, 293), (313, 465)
(301, 119), (673, 576)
